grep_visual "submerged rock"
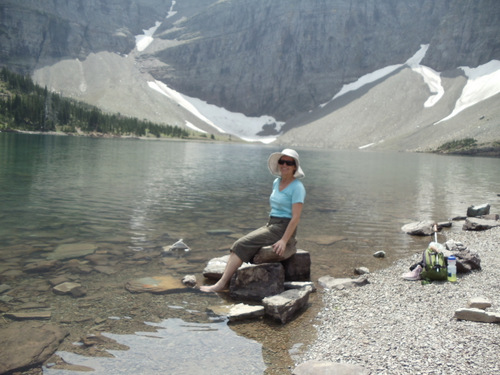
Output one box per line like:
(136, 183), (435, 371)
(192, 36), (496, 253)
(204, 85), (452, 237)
(125, 275), (187, 294)
(0, 322), (68, 374)
(47, 243), (97, 261)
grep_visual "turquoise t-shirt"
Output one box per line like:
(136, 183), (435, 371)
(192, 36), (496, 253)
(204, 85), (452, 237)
(269, 178), (306, 218)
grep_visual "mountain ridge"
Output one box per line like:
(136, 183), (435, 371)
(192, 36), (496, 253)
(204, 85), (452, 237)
(1, 0), (499, 150)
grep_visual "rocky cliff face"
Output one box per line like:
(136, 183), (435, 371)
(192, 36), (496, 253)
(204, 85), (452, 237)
(149, 0), (500, 121)
(0, 0), (169, 72)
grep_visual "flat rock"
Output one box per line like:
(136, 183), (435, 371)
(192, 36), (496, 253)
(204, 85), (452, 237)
(467, 296), (492, 310)
(125, 275), (187, 294)
(208, 303), (265, 321)
(455, 308), (500, 323)
(47, 243), (97, 260)
(293, 360), (369, 375)
(4, 311), (52, 320)
(462, 217), (500, 231)
(23, 259), (60, 273)
(0, 284), (11, 294)
(263, 287), (312, 324)
(53, 282), (86, 297)
(401, 220), (435, 236)
(318, 275), (370, 290)
(0, 322), (68, 374)
(284, 281), (316, 292)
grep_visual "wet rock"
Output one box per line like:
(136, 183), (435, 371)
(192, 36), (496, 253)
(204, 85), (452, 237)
(229, 263), (285, 302)
(203, 255), (231, 280)
(4, 311), (52, 320)
(293, 360), (369, 375)
(284, 281), (316, 292)
(49, 275), (70, 286)
(467, 203), (490, 217)
(282, 250), (311, 281)
(81, 332), (119, 347)
(0, 322), (68, 374)
(53, 282), (86, 298)
(263, 287), (312, 324)
(182, 274), (197, 288)
(373, 251), (386, 258)
(63, 259), (93, 274)
(0, 284), (11, 294)
(401, 220), (435, 236)
(208, 303), (265, 321)
(455, 308), (500, 323)
(94, 265), (118, 275)
(23, 259), (60, 273)
(318, 275), (370, 290)
(125, 275), (187, 294)
(462, 217), (500, 231)
(253, 239), (297, 264)
(162, 239), (190, 255)
(355, 267), (370, 275)
(47, 243), (97, 260)
(86, 253), (118, 266)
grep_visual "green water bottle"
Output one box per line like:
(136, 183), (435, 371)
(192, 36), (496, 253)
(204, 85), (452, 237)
(447, 255), (457, 282)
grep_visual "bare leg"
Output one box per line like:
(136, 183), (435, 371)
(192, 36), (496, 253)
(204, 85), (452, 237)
(200, 252), (243, 292)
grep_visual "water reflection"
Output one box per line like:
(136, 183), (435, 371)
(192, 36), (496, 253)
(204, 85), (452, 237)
(44, 318), (266, 375)
(1, 133), (500, 374)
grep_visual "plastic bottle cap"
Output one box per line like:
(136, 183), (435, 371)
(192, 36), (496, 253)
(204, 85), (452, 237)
(448, 255), (456, 260)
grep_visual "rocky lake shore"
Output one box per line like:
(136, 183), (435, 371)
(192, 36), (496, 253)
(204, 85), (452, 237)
(297, 226), (500, 374)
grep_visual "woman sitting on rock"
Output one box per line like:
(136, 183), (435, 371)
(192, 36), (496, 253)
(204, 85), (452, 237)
(200, 149), (306, 293)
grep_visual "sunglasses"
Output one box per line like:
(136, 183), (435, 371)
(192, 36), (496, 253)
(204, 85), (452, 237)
(278, 159), (296, 166)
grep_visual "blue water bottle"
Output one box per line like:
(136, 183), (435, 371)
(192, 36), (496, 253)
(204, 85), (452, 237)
(447, 255), (457, 282)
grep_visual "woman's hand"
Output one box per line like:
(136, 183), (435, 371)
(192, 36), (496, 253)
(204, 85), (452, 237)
(272, 239), (287, 256)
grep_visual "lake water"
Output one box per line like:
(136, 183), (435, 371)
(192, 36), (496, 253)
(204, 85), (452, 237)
(1, 132), (499, 374)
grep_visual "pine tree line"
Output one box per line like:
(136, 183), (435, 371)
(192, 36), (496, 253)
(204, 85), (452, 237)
(0, 68), (190, 138)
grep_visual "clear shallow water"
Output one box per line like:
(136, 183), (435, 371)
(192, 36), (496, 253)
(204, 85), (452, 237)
(44, 318), (266, 375)
(1, 133), (499, 373)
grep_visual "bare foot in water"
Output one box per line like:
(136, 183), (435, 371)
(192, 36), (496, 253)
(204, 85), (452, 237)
(200, 284), (226, 293)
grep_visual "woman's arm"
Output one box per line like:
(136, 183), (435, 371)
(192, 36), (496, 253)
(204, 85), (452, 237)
(272, 202), (303, 256)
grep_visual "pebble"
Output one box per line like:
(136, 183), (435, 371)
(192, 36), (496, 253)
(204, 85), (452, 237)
(298, 227), (500, 374)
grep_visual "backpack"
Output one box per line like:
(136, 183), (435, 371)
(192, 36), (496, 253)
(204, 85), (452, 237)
(420, 242), (447, 281)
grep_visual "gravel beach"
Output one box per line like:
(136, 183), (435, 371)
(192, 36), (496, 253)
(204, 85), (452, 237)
(298, 226), (500, 374)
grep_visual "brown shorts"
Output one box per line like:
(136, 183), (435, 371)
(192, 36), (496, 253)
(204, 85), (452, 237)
(231, 217), (296, 263)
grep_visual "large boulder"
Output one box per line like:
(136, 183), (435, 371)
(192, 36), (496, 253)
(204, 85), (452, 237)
(445, 240), (481, 273)
(229, 263), (284, 302)
(282, 250), (311, 281)
(262, 287), (312, 324)
(252, 239), (297, 264)
(466, 203), (490, 217)
(401, 220), (436, 236)
(0, 322), (68, 374)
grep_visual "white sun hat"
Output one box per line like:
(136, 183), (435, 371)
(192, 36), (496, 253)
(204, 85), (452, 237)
(267, 148), (305, 179)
